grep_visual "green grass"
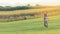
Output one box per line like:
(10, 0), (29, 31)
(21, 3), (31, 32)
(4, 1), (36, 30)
(0, 15), (60, 34)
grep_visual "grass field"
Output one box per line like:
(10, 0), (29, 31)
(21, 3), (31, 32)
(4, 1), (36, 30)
(0, 7), (60, 34)
(0, 8), (60, 15)
(0, 15), (60, 34)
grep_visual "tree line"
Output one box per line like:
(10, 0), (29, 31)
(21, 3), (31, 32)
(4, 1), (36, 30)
(0, 6), (30, 11)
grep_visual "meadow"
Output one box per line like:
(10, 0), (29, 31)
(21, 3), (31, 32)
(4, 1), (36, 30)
(0, 7), (60, 34)
(0, 15), (60, 34)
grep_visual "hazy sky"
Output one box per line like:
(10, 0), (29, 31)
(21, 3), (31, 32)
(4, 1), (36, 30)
(0, 0), (60, 6)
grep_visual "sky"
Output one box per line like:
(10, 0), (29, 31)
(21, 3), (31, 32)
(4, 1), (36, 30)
(0, 0), (60, 6)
